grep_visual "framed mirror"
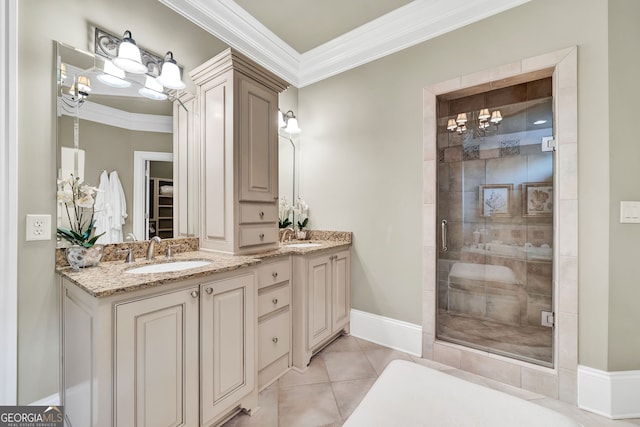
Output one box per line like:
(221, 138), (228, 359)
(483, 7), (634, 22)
(55, 40), (192, 247)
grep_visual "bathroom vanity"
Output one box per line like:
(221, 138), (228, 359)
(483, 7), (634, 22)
(57, 237), (351, 427)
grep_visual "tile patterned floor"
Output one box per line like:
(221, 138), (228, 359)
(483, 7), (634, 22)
(223, 335), (640, 427)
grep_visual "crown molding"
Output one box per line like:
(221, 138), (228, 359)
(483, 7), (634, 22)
(58, 99), (173, 133)
(159, 0), (530, 88)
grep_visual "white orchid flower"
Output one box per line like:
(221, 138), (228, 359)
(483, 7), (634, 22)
(57, 190), (73, 203)
(76, 194), (95, 208)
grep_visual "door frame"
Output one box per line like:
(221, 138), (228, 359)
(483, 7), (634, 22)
(0, 0), (18, 405)
(133, 151), (173, 241)
(422, 47), (578, 400)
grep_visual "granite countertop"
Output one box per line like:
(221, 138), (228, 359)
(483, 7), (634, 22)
(57, 237), (351, 298)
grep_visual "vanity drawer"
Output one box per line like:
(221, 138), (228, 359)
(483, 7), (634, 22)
(240, 203), (278, 224)
(256, 259), (290, 289)
(258, 310), (290, 370)
(239, 225), (278, 247)
(258, 284), (290, 317)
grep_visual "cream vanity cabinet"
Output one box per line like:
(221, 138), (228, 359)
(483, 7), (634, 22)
(292, 248), (351, 369)
(61, 270), (256, 427)
(255, 256), (292, 389)
(190, 48), (289, 254)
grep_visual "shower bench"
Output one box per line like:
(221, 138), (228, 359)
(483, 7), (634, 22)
(447, 262), (526, 326)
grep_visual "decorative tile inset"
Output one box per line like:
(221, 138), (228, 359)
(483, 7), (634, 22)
(463, 144), (480, 160)
(500, 139), (521, 157)
(439, 148), (446, 163)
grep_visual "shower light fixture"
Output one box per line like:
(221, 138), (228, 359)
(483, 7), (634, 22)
(448, 108), (502, 135)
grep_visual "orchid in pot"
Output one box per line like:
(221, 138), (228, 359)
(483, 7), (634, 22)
(278, 197), (292, 229)
(57, 174), (105, 269)
(293, 197), (309, 239)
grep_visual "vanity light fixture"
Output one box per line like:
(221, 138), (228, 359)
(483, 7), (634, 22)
(112, 30), (148, 74)
(97, 60), (131, 88)
(94, 28), (186, 95)
(156, 51), (186, 90)
(279, 110), (301, 134)
(139, 76), (168, 101)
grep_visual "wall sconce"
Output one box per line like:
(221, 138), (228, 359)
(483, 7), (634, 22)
(447, 109), (502, 135)
(279, 110), (301, 134)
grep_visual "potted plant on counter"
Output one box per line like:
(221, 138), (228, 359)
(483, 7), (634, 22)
(293, 197), (309, 240)
(57, 174), (105, 270)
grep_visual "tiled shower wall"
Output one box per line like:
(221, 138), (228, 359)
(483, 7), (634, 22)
(437, 138), (554, 327)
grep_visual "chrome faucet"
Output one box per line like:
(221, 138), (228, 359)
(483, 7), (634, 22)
(146, 236), (162, 260)
(280, 227), (295, 243)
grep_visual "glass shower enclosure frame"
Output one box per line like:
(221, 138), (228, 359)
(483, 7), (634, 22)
(435, 78), (555, 367)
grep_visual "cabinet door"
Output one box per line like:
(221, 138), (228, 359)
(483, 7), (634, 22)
(332, 250), (351, 332)
(201, 274), (256, 425)
(115, 288), (199, 427)
(307, 255), (332, 348)
(238, 76), (278, 202)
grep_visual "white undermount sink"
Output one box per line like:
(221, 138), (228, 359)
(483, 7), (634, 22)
(125, 260), (212, 274)
(284, 242), (323, 248)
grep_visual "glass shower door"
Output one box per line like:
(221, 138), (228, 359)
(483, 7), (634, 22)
(436, 83), (555, 367)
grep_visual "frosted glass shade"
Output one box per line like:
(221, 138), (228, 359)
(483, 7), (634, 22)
(139, 76), (167, 101)
(113, 39), (147, 74)
(97, 61), (131, 88)
(284, 117), (301, 134)
(157, 60), (185, 90)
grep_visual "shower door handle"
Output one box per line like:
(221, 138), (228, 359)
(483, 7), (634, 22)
(441, 220), (448, 252)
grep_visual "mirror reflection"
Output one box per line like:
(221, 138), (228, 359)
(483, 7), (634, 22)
(55, 41), (188, 247)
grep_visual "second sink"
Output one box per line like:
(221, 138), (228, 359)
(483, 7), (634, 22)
(125, 260), (212, 274)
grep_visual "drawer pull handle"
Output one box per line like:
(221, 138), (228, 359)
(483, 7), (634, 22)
(272, 272), (278, 278)
(259, 211), (264, 218)
(190, 290), (199, 298)
(272, 337), (278, 344)
(259, 233), (265, 240)
(272, 298), (278, 305)
(205, 287), (213, 295)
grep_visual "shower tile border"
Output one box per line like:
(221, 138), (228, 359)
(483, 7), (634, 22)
(422, 47), (578, 403)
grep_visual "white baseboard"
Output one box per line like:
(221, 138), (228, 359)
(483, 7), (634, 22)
(578, 365), (640, 419)
(349, 309), (422, 356)
(29, 393), (60, 406)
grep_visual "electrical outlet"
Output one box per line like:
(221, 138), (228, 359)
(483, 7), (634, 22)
(26, 214), (51, 241)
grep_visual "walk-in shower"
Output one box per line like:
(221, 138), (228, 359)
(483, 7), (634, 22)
(436, 78), (554, 367)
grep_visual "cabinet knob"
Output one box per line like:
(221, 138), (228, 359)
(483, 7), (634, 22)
(272, 337), (278, 344)
(259, 233), (265, 240)
(190, 290), (199, 298)
(205, 287), (213, 295)
(272, 272), (278, 279)
(259, 211), (264, 218)
(272, 298), (278, 305)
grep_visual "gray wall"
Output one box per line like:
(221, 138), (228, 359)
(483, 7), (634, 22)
(18, 0), (226, 404)
(298, 0), (624, 371)
(607, 0), (640, 371)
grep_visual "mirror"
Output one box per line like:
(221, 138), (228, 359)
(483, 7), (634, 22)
(55, 41), (191, 247)
(278, 132), (296, 224)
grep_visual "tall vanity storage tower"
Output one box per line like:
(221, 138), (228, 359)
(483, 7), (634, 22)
(191, 49), (289, 254)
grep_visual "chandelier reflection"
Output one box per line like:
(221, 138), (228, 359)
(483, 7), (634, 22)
(447, 108), (503, 136)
